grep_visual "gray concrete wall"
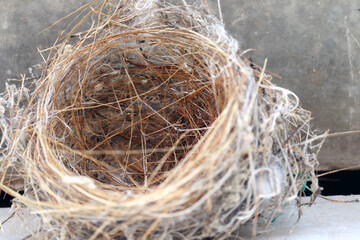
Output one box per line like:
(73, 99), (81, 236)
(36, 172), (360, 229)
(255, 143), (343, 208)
(1, 0), (360, 170)
(0, 0), (89, 83)
(213, 0), (360, 170)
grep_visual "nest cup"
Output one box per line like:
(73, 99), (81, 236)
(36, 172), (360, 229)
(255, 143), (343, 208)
(50, 32), (225, 189)
(0, 0), (326, 239)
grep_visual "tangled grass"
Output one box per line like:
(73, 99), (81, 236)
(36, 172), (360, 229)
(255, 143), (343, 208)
(0, 0), (326, 239)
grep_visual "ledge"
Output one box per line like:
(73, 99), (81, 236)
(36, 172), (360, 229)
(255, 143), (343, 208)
(1, 195), (359, 239)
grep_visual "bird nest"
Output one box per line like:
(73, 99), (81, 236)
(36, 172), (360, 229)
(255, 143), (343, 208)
(0, 0), (326, 239)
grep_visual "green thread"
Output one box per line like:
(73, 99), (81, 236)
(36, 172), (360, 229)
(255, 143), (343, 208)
(271, 202), (288, 223)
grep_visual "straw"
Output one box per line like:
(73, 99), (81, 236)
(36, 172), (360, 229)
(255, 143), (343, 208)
(0, 0), (326, 239)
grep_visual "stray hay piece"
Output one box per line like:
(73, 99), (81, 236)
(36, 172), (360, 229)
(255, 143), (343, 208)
(0, 0), (326, 239)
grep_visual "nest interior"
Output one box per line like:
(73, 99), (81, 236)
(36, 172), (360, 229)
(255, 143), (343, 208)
(51, 32), (225, 189)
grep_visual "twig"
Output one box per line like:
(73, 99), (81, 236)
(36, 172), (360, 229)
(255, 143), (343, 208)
(327, 130), (360, 137)
(319, 195), (360, 203)
(317, 164), (360, 178)
(1, 211), (15, 226)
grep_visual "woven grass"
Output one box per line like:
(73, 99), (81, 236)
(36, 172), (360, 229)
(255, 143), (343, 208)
(0, 0), (326, 239)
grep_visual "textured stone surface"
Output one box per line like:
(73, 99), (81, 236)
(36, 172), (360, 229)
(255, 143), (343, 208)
(1, 0), (360, 170)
